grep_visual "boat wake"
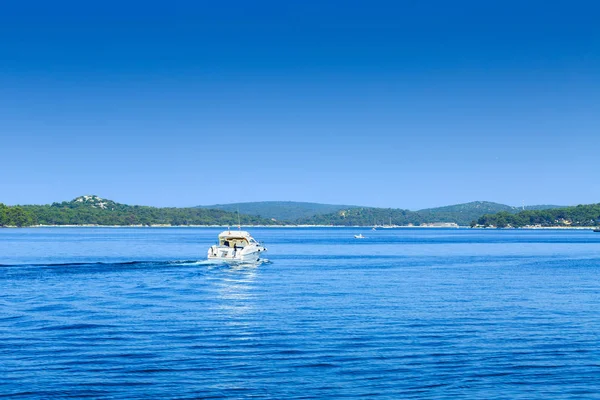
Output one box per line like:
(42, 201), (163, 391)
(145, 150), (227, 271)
(204, 258), (271, 268)
(0, 258), (272, 270)
(0, 260), (196, 268)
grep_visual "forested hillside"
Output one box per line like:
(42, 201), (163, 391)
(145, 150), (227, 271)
(0, 204), (33, 227)
(296, 207), (422, 226)
(0, 195), (575, 228)
(417, 201), (515, 226)
(0, 196), (276, 227)
(296, 202), (564, 227)
(198, 201), (354, 221)
(474, 204), (600, 228)
(417, 201), (562, 226)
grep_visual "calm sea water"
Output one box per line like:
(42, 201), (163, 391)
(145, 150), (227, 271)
(1, 227), (600, 399)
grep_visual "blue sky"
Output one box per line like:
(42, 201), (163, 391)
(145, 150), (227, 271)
(1, 0), (599, 209)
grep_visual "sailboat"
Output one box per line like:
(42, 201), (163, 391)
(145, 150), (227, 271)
(382, 217), (394, 228)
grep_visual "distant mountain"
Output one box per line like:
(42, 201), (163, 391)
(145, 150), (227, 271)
(197, 201), (356, 221)
(417, 201), (512, 226)
(294, 201), (565, 226)
(416, 201), (564, 226)
(0, 196), (569, 228)
(417, 201), (514, 225)
(295, 207), (421, 226)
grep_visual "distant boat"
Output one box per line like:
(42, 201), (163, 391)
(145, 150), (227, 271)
(594, 228), (600, 232)
(354, 234), (365, 239)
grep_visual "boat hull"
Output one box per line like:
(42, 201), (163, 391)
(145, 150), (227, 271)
(207, 244), (266, 264)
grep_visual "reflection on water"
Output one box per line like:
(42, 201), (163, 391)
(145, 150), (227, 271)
(207, 263), (260, 317)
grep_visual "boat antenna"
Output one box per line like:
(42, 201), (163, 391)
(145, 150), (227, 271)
(237, 207), (241, 230)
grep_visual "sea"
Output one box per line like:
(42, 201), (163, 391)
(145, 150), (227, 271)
(1, 227), (600, 399)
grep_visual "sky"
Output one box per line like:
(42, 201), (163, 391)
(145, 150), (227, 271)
(1, 0), (599, 209)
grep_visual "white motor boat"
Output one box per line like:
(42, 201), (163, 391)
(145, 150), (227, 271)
(354, 234), (365, 239)
(207, 230), (267, 263)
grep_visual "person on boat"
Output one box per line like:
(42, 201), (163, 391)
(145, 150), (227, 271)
(233, 243), (238, 257)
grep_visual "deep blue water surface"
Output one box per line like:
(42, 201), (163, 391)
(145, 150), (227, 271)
(1, 228), (600, 399)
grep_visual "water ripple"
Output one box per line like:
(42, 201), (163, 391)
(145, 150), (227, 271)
(1, 228), (600, 398)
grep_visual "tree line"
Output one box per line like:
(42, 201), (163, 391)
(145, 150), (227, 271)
(0, 201), (278, 227)
(296, 207), (424, 226)
(473, 204), (600, 228)
(4, 197), (597, 228)
(0, 204), (34, 227)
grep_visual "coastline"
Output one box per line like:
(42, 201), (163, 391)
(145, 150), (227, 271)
(2, 224), (599, 230)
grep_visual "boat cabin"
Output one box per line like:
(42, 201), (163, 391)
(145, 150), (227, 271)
(217, 230), (258, 248)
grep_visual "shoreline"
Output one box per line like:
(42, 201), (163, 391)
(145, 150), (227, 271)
(1, 224), (599, 230)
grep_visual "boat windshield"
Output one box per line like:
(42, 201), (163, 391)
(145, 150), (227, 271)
(220, 237), (249, 247)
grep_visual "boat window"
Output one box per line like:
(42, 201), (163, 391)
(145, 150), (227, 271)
(220, 237), (251, 247)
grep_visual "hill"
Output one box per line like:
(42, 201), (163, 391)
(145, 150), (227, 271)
(295, 201), (565, 226)
(414, 202), (563, 226)
(197, 201), (355, 221)
(475, 203), (600, 228)
(295, 207), (421, 226)
(0, 196), (570, 228)
(0, 195), (277, 227)
(416, 201), (515, 226)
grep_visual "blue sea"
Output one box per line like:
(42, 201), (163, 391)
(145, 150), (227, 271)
(1, 227), (600, 399)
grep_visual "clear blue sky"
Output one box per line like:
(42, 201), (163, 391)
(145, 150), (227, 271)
(1, 0), (599, 209)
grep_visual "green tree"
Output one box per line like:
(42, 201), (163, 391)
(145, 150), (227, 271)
(6, 206), (34, 227)
(0, 203), (7, 226)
